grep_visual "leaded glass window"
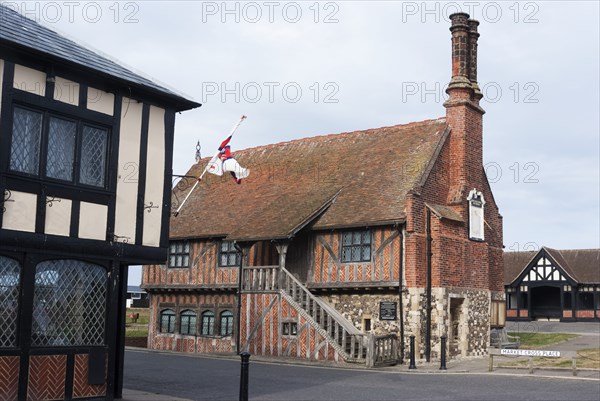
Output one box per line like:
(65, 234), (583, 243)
(201, 311), (215, 336)
(46, 117), (76, 181)
(219, 241), (240, 267)
(341, 230), (372, 262)
(169, 241), (190, 268)
(80, 125), (108, 187)
(160, 309), (176, 333)
(0, 256), (20, 348)
(8, 105), (109, 188)
(220, 310), (234, 336)
(180, 310), (197, 335)
(10, 106), (42, 174)
(31, 260), (107, 346)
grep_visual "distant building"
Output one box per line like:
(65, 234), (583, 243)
(0, 5), (199, 400)
(505, 247), (600, 321)
(143, 13), (505, 365)
(127, 286), (149, 308)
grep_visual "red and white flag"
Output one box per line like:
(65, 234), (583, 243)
(206, 134), (249, 184)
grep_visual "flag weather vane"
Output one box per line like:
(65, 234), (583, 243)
(174, 115), (248, 217)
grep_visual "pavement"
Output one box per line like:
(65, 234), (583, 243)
(120, 321), (599, 401)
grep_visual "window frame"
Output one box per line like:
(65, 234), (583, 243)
(8, 103), (111, 190)
(159, 309), (176, 334)
(341, 230), (372, 263)
(218, 240), (241, 267)
(219, 310), (234, 336)
(179, 309), (197, 335)
(282, 321), (298, 336)
(168, 240), (190, 268)
(200, 310), (215, 336)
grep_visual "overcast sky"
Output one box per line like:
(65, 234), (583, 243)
(6, 1), (598, 285)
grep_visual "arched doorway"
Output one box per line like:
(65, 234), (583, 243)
(530, 286), (561, 319)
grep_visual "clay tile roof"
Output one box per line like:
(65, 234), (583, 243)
(170, 118), (448, 241)
(425, 203), (464, 222)
(504, 247), (600, 285)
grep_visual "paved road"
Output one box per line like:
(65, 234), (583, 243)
(124, 349), (600, 401)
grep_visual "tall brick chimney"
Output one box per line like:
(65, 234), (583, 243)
(444, 12), (485, 204)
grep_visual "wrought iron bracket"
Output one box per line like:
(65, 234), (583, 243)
(113, 234), (131, 244)
(2, 190), (15, 213)
(143, 201), (159, 213)
(46, 196), (62, 207)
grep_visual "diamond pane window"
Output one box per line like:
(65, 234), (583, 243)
(31, 260), (107, 347)
(0, 257), (20, 348)
(341, 231), (372, 263)
(219, 241), (240, 267)
(8, 105), (110, 189)
(46, 117), (76, 181)
(168, 240), (190, 268)
(180, 310), (196, 335)
(80, 126), (108, 187)
(10, 107), (42, 174)
(220, 310), (234, 336)
(201, 311), (215, 336)
(160, 309), (175, 333)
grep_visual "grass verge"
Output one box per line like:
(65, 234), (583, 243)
(508, 332), (578, 348)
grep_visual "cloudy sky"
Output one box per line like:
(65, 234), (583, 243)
(6, 1), (598, 285)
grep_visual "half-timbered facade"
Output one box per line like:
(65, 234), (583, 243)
(144, 13), (504, 365)
(505, 247), (600, 321)
(0, 6), (199, 400)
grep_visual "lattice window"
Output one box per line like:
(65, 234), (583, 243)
(219, 241), (240, 267)
(341, 230), (371, 262)
(201, 311), (215, 336)
(180, 310), (196, 335)
(31, 260), (107, 346)
(8, 105), (109, 188)
(0, 256), (20, 348)
(79, 126), (108, 187)
(46, 117), (76, 181)
(220, 310), (234, 336)
(160, 309), (175, 333)
(168, 241), (190, 268)
(10, 106), (42, 175)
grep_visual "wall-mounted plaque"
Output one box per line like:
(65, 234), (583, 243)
(467, 189), (485, 241)
(379, 301), (397, 320)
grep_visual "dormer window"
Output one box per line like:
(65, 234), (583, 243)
(341, 230), (372, 262)
(168, 240), (190, 268)
(219, 241), (241, 267)
(9, 105), (109, 188)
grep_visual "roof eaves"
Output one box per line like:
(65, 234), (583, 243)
(425, 202), (464, 222)
(311, 218), (406, 232)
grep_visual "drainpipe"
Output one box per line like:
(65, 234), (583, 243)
(398, 227), (405, 364)
(425, 209), (432, 362)
(234, 242), (247, 355)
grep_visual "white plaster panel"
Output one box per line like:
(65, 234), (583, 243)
(79, 202), (107, 240)
(2, 190), (37, 232)
(87, 86), (115, 115)
(44, 198), (72, 236)
(54, 76), (79, 106)
(13, 64), (46, 97)
(114, 98), (143, 243)
(142, 106), (165, 247)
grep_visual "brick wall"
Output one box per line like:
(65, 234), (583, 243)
(311, 228), (401, 284)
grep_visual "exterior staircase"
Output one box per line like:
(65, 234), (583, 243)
(242, 265), (399, 366)
(280, 267), (368, 362)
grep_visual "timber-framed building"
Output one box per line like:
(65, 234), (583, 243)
(0, 5), (199, 400)
(143, 13), (505, 365)
(505, 247), (600, 322)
